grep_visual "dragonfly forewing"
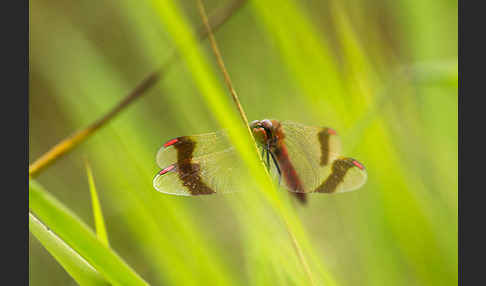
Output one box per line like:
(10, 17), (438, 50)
(154, 145), (253, 195)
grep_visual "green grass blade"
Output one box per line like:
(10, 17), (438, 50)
(29, 179), (148, 286)
(85, 161), (110, 247)
(29, 212), (109, 285)
(29, 212), (110, 286)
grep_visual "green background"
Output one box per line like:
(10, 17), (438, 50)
(29, 0), (457, 285)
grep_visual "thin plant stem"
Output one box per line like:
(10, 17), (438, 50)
(196, 0), (252, 134)
(286, 221), (316, 286)
(196, 1), (315, 285)
(29, 0), (248, 177)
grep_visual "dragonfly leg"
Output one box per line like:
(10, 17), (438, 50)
(261, 148), (269, 169)
(270, 151), (282, 186)
(266, 146), (270, 170)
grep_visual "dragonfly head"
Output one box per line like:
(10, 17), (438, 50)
(250, 119), (277, 148)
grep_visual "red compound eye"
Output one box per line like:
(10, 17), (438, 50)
(327, 128), (337, 135)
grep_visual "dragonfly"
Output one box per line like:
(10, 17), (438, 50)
(153, 119), (367, 203)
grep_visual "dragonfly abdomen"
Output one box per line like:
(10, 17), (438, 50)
(274, 144), (306, 190)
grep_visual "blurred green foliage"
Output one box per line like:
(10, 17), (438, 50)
(29, 0), (457, 285)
